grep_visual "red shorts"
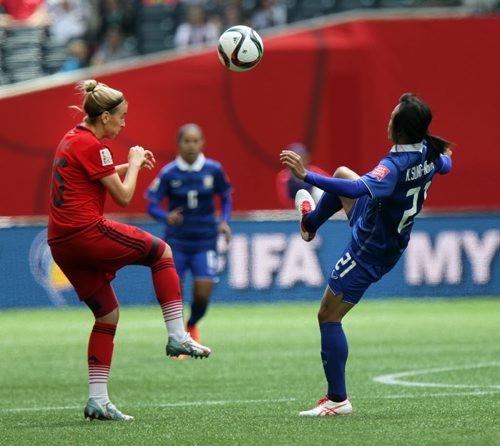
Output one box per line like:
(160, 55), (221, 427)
(49, 218), (165, 301)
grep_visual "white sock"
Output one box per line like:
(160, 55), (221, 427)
(160, 301), (186, 341)
(89, 365), (110, 405)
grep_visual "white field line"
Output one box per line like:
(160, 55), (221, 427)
(0, 398), (296, 413)
(373, 362), (500, 389)
(379, 390), (500, 398)
(3, 389), (500, 414)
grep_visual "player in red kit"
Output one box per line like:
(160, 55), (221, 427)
(48, 79), (211, 422)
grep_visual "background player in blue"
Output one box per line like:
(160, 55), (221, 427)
(280, 93), (453, 416)
(147, 123), (232, 345)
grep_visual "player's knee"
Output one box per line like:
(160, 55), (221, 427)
(317, 300), (328, 322)
(317, 308), (323, 322)
(333, 166), (351, 179)
(317, 300), (345, 323)
(159, 242), (173, 259)
(335, 166), (361, 181)
(85, 283), (119, 320)
(193, 291), (211, 302)
(193, 280), (213, 301)
(96, 306), (120, 324)
(317, 306), (332, 323)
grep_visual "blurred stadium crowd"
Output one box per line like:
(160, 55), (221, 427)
(0, 0), (498, 86)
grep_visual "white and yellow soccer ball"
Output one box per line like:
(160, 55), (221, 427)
(217, 25), (264, 72)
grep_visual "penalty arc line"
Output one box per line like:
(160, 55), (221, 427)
(377, 390), (500, 399)
(373, 362), (500, 389)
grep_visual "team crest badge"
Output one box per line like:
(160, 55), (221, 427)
(203, 175), (214, 189)
(100, 148), (113, 166)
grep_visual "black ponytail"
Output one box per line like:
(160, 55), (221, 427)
(425, 134), (452, 163)
(393, 93), (452, 162)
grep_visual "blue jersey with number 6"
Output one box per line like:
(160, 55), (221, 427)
(353, 141), (451, 267)
(147, 154), (232, 251)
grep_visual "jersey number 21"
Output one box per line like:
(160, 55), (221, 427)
(398, 181), (432, 233)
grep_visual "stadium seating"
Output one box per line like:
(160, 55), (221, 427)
(0, 0), (468, 86)
(136, 3), (178, 54)
(1, 26), (45, 84)
(42, 39), (70, 75)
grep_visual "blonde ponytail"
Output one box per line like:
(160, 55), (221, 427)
(75, 79), (125, 122)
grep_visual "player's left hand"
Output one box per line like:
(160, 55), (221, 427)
(141, 150), (156, 170)
(280, 150), (307, 180)
(219, 221), (232, 243)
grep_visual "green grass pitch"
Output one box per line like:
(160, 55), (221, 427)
(0, 299), (499, 445)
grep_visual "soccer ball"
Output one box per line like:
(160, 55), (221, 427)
(217, 25), (264, 72)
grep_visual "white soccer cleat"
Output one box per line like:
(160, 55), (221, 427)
(166, 333), (211, 359)
(299, 396), (352, 417)
(295, 189), (316, 242)
(84, 398), (134, 421)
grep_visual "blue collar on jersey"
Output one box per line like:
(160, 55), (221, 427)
(175, 153), (206, 172)
(390, 142), (423, 153)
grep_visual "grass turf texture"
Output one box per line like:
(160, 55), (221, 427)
(0, 299), (499, 446)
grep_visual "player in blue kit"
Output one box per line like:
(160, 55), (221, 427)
(147, 124), (232, 345)
(280, 93), (453, 416)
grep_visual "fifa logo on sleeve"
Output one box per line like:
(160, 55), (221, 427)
(100, 148), (113, 166)
(370, 165), (390, 181)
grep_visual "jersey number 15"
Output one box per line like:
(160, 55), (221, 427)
(51, 158), (68, 208)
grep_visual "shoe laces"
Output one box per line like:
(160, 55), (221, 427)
(106, 402), (119, 413)
(183, 333), (198, 346)
(317, 396), (331, 406)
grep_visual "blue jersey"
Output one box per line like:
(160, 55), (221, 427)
(353, 141), (450, 267)
(147, 154), (232, 251)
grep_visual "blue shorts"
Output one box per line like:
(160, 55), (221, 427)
(327, 244), (394, 304)
(329, 196), (396, 304)
(172, 248), (218, 281)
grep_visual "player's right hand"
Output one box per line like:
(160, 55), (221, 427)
(279, 150), (307, 180)
(167, 207), (184, 225)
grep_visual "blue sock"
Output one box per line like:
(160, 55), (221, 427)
(319, 322), (348, 402)
(303, 193), (342, 233)
(187, 301), (208, 327)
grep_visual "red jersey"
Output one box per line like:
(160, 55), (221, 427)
(276, 164), (330, 208)
(48, 125), (116, 243)
(0, 0), (44, 20)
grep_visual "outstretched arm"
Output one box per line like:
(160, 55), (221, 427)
(304, 172), (370, 199)
(280, 149), (369, 198)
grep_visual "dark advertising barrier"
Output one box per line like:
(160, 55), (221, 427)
(1, 214), (498, 309)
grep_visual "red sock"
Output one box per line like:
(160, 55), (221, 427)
(88, 322), (116, 404)
(151, 257), (185, 339)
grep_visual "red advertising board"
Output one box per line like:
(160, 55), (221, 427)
(0, 15), (499, 215)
